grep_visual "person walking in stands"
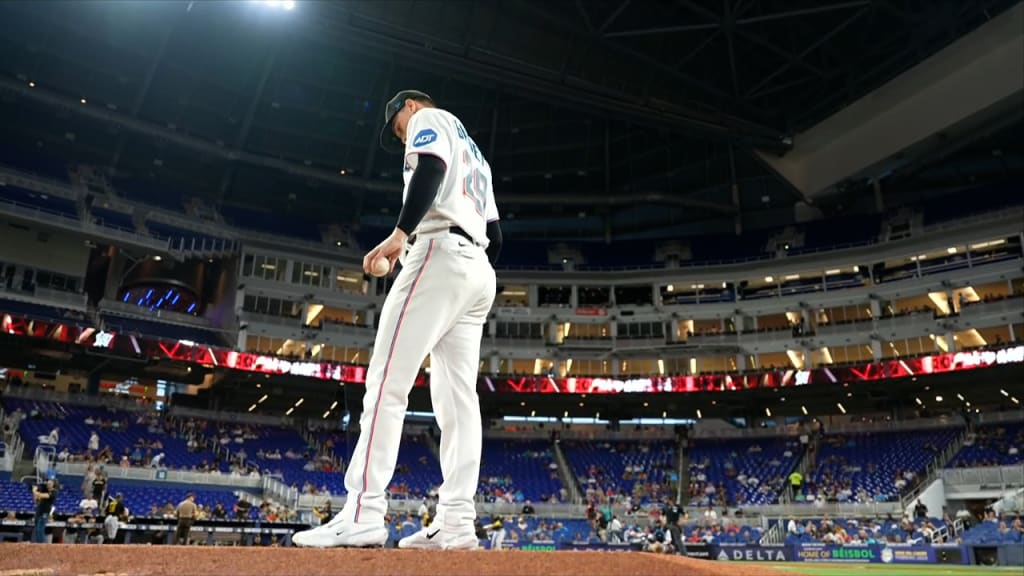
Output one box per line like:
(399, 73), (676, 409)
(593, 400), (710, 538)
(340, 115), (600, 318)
(788, 470), (803, 499)
(31, 478), (55, 543)
(175, 493), (197, 545)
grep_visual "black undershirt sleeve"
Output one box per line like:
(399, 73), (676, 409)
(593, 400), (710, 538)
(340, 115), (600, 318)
(395, 155), (446, 236)
(486, 219), (502, 265)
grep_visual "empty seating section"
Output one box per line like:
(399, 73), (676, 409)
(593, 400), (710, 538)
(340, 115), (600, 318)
(564, 440), (675, 504)
(2, 399), (221, 473)
(113, 178), (185, 213)
(100, 315), (225, 346)
(220, 205), (322, 242)
(687, 439), (802, 506)
(144, 220), (228, 246)
(806, 429), (959, 503)
(0, 298), (84, 324)
(479, 439), (562, 502)
(0, 185), (77, 219)
(90, 207), (135, 232)
(948, 422), (1024, 467)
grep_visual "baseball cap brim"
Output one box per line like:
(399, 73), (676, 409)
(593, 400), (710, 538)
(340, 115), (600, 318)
(378, 89), (432, 154)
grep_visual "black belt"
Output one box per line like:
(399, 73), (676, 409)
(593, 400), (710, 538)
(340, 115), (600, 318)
(408, 226), (478, 246)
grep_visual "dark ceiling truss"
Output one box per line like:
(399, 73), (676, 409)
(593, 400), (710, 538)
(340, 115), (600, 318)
(218, 43), (280, 198)
(110, 21), (177, 168)
(324, 2), (787, 149)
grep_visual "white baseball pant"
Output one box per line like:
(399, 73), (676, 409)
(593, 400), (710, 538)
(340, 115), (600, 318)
(338, 232), (496, 535)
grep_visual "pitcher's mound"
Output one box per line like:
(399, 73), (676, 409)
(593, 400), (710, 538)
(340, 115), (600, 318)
(0, 544), (800, 576)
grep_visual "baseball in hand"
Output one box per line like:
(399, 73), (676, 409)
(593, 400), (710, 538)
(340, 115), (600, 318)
(370, 256), (390, 277)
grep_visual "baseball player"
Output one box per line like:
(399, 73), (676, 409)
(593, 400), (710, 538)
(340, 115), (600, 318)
(293, 90), (500, 549)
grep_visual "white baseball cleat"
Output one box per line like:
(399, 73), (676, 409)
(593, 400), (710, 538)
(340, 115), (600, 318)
(292, 516), (388, 548)
(398, 526), (443, 550)
(441, 531), (481, 551)
(397, 526), (481, 550)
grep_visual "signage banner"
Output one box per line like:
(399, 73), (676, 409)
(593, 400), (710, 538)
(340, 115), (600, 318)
(713, 545), (793, 562)
(793, 544), (936, 564)
(575, 307), (607, 316)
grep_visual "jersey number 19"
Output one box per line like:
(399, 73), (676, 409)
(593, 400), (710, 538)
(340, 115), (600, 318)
(456, 121), (487, 217)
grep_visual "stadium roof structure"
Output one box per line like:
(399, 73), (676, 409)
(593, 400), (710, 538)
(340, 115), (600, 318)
(0, 0), (1020, 240)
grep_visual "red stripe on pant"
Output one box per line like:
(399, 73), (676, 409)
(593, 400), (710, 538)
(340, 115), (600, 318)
(354, 239), (435, 523)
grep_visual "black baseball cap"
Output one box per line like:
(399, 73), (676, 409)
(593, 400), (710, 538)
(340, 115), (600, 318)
(379, 89), (433, 153)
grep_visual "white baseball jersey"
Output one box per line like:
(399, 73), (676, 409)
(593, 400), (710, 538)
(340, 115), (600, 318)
(306, 105), (498, 546)
(403, 108), (498, 246)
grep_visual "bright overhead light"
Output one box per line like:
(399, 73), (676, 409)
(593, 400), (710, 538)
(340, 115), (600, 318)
(956, 394), (964, 401)
(915, 397), (923, 405)
(696, 409), (702, 419)
(258, 394), (268, 404)
(283, 0), (295, 9)
(764, 276), (774, 283)
(247, 404), (257, 412)
(329, 401), (338, 410)
(285, 407), (295, 416)
(1012, 397), (1021, 405)
(322, 410), (330, 419)
(800, 405), (808, 415)
(1000, 389), (1009, 397)
(947, 247), (957, 254)
(935, 395), (943, 402)
(153, 255), (162, 261)
(80, 98), (87, 104)
(666, 284), (674, 292)
(28, 81), (35, 88)
(765, 407), (772, 417)
(836, 403), (846, 414)
(294, 398), (304, 407)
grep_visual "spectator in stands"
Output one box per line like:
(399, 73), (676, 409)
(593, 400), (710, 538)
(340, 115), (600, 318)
(788, 469), (802, 499)
(175, 493), (197, 545)
(38, 426), (59, 446)
(914, 499), (929, 519)
(79, 494), (98, 515)
(88, 431), (99, 452)
(91, 470), (107, 503)
(521, 500), (535, 515)
(31, 478), (55, 543)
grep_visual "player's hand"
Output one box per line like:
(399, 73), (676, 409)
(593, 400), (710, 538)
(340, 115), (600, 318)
(362, 228), (408, 275)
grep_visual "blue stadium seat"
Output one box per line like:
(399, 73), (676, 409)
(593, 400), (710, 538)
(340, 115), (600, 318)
(0, 185), (78, 219)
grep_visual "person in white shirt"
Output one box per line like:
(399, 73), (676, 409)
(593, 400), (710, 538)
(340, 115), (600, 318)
(88, 431), (99, 452)
(103, 513), (119, 543)
(79, 497), (98, 514)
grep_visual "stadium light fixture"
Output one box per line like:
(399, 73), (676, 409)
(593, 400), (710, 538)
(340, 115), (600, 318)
(80, 98), (87, 104)
(696, 409), (702, 419)
(286, 407), (295, 416)
(28, 81), (35, 88)
(800, 405), (807, 415)
(956, 394), (964, 401)
(836, 403), (846, 414)
(322, 411), (330, 419)
(764, 407), (771, 417)
(935, 395), (943, 402)
(252, 0), (296, 9)
(258, 394), (268, 404)
(248, 404), (257, 412)
(1000, 389), (1009, 396)
(1012, 397), (1021, 405)
(329, 400), (338, 410)
(294, 398), (304, 407)
(915, 397), (923, 405)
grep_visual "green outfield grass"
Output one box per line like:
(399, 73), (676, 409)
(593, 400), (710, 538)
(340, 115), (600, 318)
(767, 563), (1020, 576)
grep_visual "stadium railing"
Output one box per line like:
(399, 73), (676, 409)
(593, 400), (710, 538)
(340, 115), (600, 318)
(54, 461), (262, 489)
(942, 466), (1024, 491)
